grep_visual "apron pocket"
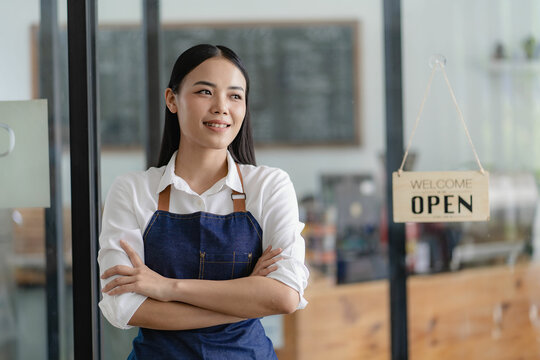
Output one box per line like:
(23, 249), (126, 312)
(199, 252), (253, 280)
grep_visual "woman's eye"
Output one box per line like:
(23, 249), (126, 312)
(197, 89), (212, 95)
(231, 94), (242, 100)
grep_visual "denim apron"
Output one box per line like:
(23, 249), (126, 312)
(128, 163), (277, 359)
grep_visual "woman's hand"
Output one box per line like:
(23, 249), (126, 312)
(101, 240), (174, 301)
(250, 246), (283, 277)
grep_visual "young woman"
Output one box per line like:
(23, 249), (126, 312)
(98, 44), (309, 359)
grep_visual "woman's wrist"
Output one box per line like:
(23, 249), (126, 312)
(167, 278), (185, 302)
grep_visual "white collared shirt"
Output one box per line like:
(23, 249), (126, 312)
(98, 150), (309, 329)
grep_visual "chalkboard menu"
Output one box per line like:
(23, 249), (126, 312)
(54, 21), (359, 146)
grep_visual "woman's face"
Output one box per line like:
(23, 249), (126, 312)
(166, 57), (247, 152)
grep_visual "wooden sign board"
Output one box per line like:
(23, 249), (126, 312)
(393, 171), (489, 223)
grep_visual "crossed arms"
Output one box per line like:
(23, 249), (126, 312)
(101, 241), (299, 330)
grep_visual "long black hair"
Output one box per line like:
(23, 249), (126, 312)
(156, 44), (256, 167)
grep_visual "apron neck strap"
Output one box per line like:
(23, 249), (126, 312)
(157, 162), (247, 212)
(232, 163), (246, 212)
(158, 185), (171, 211)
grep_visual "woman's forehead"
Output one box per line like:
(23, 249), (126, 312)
(184, 57), (246, 88)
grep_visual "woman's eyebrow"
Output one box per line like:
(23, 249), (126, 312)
(193, 80), (245, 92)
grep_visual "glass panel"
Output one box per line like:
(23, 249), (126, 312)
(403, 0), (540, 358)
(96, 0), (389, 359)
(0, 100), (50, 208)
(96, 1), (145, 359)
(0, 1), (73, 359)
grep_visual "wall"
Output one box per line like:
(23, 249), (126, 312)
(2, 0), (540, 201)
(156, 0), (386, 199)
(0, 2), (39, 101)
(0, 0), (384, 201)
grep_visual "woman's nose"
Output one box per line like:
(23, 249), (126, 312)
(211, 96), (228, 115)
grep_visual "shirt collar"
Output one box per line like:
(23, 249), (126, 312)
(155, 150), (244, 195)
(156, 150), (181, 195)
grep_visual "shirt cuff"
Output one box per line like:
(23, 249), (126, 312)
(99, 292), (147, 329)
(266, 258), (309, 309)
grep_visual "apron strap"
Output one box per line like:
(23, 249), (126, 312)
(158, 184), (171, 211)
(157, 162), (247, 212)
(232, 163), (247, 213)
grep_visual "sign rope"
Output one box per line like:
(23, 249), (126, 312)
(398, 59), (485, 175)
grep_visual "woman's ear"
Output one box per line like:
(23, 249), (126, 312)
(165, 88), (178, 113)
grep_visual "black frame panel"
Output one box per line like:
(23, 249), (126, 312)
(143, 0), (162, 169)
(383, 0), (409, 359)
(67, 0), (101, 358)
(40, 0), (65, 359)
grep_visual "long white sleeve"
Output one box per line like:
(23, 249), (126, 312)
(97, 175), (147, 329)
(257, 169), (309, 309)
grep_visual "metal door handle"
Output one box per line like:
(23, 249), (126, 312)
(0, 123), (15, 157)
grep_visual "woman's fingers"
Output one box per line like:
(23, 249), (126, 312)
(257, 248), (282, 265)
(250, 246), (284, 276)
(260, 256), (283, 269)
(100, 240), (142, 279)
(258, 265), (278, 276)
(119, 240), (144, 267)
(261, 245), (272, 257)
(101, 265), (136, 279)
(259, 247), (282, 260)
(101, 274), (135, 293)
(266, 247), (282, 258)
(106, 283), (136, 296)
(100, 241), (175, 300)
(253, 257), (283, 275)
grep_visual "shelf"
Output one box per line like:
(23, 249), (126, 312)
(488, 59), (540, 74)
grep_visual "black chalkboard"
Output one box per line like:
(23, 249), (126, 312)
(55, 21), (359, 146)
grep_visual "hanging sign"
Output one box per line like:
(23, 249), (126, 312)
(393, 171), (489, 222)
(392, 55), (489, 223)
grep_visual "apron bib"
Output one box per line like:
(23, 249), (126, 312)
(128, 163), (277, 359)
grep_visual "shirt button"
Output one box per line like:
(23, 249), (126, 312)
(197, 199), (204, 208)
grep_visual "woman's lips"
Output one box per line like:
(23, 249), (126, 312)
(203, 121), (231, 131)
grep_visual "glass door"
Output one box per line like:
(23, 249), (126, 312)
(0, 0), (73, 359)
(402, 0), (540, 358)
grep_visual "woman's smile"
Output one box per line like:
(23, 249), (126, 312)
(203, 119), (232, 131)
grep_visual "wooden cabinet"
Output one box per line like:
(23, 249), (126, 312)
(278, 264), (540, 359)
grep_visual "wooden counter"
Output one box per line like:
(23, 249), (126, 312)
(277, 263), (540, 360)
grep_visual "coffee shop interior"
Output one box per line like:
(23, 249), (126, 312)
(2, 0), (540, 359)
